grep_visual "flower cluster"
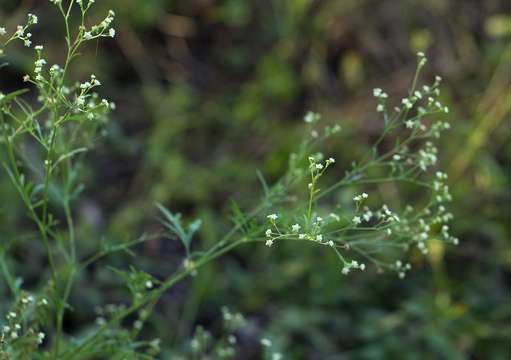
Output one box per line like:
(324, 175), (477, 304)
(261, 52), (456, 279)
(83, 9), (116, 40)
(0, 292), (49, 353)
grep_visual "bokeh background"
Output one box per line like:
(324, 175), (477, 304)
(1, 0), (511, 358)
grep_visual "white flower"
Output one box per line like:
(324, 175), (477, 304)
(298, 234), (305, 239)
(329, 213), (340, 221)
(265, 229), (272, 237)
(28, 13), (38, 24)
(37, 332), (45, 343)
(39, 298), (48, 306)
(316, 234), (323, 242)
(267, 214), (277, 221)
(315, 163), (323, 170)
(360, 263), (366, 271)
(84, 31), (92, 40)
(265, 239), (273, 247)
(328, 240), (334, 247)
(145, 280), (153, 289)
(401, 98), (412, 109)
(376, 104), (384, 112)
(261, 338), (272, 347)
(109, 28), (115, 37)
(0, 27), (6, 36)
(316, 216), (323, 222)
(393, 154), (401, 161)
(341, 267), (350, 275)
(361, 193), (368, 198)
(352, 216), (361, 225)
(327, 157), (335, 163)
(291, 224), (301, 232)
(405, 120), (415, 128)
(373, 88), (382, 97)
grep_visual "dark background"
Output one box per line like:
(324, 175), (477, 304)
(1, 0), (510, 358)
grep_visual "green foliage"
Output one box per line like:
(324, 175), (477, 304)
(0, 0), (510, 359)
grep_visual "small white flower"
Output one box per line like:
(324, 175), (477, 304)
(316, 216), (323, 222)
(145, 280), (153, 289)
(329, 213), (340, 221)
(10, 331), (18, 339)
(109, 28), (115, 38)
(352, 216), (361, 225)
(265, 239), (273, 247)
(341, 267), (350, 275)
(360, 263), (366, 271)
(376, 104), (384, 112)
(373, 88), (382, 97)
(291, 224), (301, 232)
(265, 229), (272, 237)
(316, 234), (323, 242)
(0, 27), (6, 36)
(298, 234), (305, 239)
(315, 163), (323, 170)
(38, 332), (45, 344)
(361, 193), (368, 199)
(327, 157), (335, 163)
(405, 120), (415, 128)
(7, 312), (16, 319)
(267, 214), (277, 221)
(401, 98), (412, 109)
(16, 25), (24, 37)
(363, 211), (372, 222)
(28, 13), (38, 24)
(84, 31), (92, 40)
(393, 154), (401, 161)
(261, 338), (272, 347)
(328, 240), (334, 247)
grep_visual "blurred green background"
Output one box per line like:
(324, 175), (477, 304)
(1, 0), (511, 358)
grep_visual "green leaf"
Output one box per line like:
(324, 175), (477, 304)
(1, 88), (30, 102)
(156, 203), (202, 257)
(256, 170), (270, 196)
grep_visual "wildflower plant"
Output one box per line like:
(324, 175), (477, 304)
(0, 1), (457, 358)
